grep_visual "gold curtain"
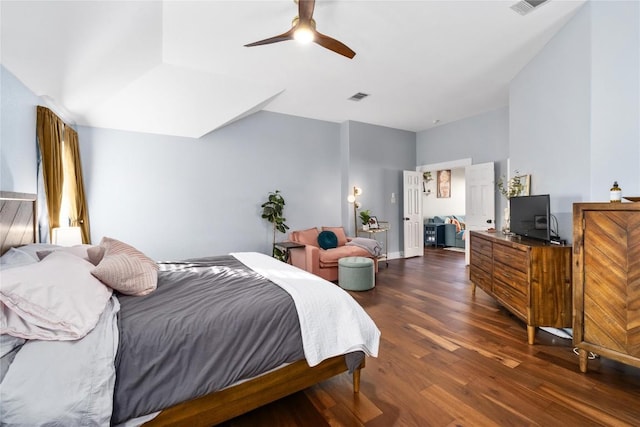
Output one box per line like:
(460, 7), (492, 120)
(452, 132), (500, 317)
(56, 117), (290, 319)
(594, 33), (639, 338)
(63, 126), (91, 244)
(36, 106), (65, 237)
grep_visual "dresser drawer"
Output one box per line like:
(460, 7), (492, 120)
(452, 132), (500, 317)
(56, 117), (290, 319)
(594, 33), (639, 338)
(493, 279), (527, 319)
(471, 235), (492, 255)
(470, 264), (492, 294)
(493, 263), (528, 296)
(470, 249), (492, 274)
(493, 244), (529, 272)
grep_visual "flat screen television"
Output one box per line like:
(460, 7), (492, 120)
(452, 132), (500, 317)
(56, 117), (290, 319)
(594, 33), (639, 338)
(509, 194), (551, 242)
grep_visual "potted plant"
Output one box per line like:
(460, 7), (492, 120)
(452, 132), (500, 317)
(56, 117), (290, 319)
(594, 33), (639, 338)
(261, 190), (290, 261)
(359, 210), (371, 230)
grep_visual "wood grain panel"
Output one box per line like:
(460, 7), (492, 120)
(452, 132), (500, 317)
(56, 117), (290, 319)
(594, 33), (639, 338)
(583, 211), (632, 353)
(0, 191), (37, 255)
(573, 202), (640, 372)
(529, 246), (572, 326)
(627, 214), (640, 357)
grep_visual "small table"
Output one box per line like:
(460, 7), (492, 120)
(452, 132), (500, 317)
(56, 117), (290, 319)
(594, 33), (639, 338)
(274, 241), (305, 263)
(356, 226), (389, 266)
(424, 223), (445, 247)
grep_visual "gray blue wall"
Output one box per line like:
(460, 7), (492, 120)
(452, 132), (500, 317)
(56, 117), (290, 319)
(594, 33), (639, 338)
(77, 112), (347, 259)
(1, 64), (416, 260)
(1, 67), (39, 193)
(417, 1), (639, 242)
(343, 121), (416, 256)
(416, 106), (510, 225)
(512, 0), (639, 240)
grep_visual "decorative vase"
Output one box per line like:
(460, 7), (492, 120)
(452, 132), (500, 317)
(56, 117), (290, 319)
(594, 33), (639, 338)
(362, 224), (370, 231)
(502, 206), (511, 235)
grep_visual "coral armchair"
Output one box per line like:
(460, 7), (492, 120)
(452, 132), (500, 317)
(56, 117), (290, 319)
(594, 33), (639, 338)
(288, 226), (378, 282)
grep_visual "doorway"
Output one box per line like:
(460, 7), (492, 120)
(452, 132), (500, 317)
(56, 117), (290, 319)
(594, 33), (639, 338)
(418, 158), (471, 223)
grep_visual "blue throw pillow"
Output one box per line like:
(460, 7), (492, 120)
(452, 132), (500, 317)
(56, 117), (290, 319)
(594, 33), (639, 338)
(318, 230), (338, 250)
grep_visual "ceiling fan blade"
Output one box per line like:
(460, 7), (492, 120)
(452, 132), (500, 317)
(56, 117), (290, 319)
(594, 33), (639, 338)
(298, 0), (315, 22)
(314, 31), (356, 59)
(244, 28), (294, 47)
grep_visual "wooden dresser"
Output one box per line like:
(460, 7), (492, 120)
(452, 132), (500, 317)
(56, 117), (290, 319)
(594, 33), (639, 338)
(572, 202), (640, 372)
(469, 231), (572, 344)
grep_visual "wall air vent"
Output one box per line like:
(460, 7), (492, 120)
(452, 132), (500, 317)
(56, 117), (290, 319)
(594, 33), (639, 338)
(511, 0), (549, 16)
(348, 92), (370, 101)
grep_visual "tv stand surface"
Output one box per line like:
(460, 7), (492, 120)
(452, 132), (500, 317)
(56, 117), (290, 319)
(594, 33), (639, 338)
(469, 231), (572, 344)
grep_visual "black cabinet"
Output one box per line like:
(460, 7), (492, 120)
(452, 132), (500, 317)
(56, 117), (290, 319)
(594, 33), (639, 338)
(424, 224), (445, 247)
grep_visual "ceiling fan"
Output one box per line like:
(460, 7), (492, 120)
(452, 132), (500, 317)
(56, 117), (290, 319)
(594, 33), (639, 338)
(244, 0), (356, 59)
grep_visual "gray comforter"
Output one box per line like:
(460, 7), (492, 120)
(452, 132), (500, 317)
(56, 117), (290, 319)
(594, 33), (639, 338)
(112, 256), (307, 423)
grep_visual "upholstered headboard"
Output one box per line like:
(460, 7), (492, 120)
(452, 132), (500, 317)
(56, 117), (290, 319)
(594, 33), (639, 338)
(0, 191), (37, 255)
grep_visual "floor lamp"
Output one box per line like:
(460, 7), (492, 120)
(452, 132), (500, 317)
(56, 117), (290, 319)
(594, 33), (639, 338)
(347, 186), (362, 235)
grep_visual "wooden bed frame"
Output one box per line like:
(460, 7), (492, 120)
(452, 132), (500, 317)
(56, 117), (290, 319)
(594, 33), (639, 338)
(147, 357), (363, 426)
(0, 191), (364, 426)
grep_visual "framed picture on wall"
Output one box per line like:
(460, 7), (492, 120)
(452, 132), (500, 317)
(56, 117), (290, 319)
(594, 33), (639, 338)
(437, 169), (451, 198)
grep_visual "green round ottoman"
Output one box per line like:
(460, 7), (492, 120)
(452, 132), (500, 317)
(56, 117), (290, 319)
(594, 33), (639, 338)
(338, 257), (375, 291)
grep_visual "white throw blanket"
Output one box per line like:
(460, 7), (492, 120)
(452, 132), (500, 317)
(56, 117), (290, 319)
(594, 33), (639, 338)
(231, 252), (380, 366)
(346, 237), (383, 256)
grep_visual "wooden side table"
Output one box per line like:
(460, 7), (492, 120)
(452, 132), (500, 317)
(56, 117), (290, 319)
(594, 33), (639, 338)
(356, 226), (389, 267)
(274, 241), (305, 264)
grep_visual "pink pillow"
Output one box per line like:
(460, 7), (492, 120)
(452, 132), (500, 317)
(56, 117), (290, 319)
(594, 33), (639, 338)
(322, 226), (348, 247)
(292, 228), (320, 247)
(89, 237), (158, 296)
(91, 254), (157, 296)
(90, 237), (158, 271)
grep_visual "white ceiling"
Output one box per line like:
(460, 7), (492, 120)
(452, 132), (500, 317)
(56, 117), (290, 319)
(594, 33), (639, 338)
(1, 0), (585, 138)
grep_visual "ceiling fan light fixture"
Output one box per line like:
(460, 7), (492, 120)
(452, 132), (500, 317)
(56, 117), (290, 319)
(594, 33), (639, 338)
(293, 26), (314, 43)
(245, 1), (355, 59)
(292, 17), (315, 43)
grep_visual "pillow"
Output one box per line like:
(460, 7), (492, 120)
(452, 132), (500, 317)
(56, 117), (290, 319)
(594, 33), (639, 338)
(9, 244), (60, 261)
(317, 230), (338, 250)
(87, 246), (106, 266)
(0, 248), (37, 269)
(36, 244), (95, 263)
(91, 254), (157, 296)
(89, 237), (157, 272)
(0, 251), (113, 340)
(292, 228), (320, 247)
(322, 226), (348, 247)
(450, 218), (461, 232)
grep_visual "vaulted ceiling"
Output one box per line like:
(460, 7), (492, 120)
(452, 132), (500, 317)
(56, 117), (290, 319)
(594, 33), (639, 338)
(1, 1), (585, 138)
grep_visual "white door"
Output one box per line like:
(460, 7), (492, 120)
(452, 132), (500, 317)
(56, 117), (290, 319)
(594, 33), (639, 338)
(464, 162), (495, 264)
(403, 170), (423, 258)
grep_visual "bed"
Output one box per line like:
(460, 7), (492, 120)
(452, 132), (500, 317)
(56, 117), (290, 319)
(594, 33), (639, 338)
(0, 191), (380, 426)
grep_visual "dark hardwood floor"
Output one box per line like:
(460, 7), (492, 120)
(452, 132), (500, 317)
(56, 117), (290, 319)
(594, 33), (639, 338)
(221, 248), (640, 426)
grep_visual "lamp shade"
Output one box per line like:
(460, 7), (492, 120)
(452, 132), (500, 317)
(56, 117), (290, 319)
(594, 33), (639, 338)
(52, 227), (82, 246)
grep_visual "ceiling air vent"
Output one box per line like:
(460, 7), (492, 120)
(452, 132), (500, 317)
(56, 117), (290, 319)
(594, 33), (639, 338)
(511, 0), (549, 16)
(348, 92), (370, 102)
